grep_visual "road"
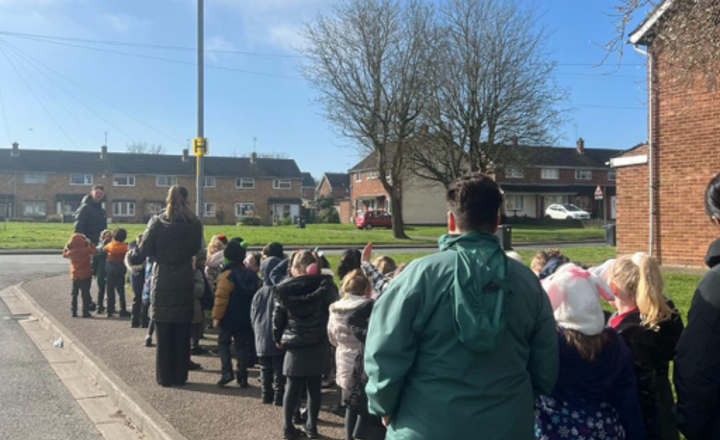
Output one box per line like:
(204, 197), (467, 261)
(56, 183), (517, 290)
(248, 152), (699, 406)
(0, 256), (103, 440)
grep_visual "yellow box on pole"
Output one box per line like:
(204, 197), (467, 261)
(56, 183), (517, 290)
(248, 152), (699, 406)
(193, 137), (208, 156)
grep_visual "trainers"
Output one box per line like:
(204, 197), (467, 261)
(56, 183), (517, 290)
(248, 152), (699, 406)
(188, 360), (203, 371)
(283, 427), (303, 440)
(262, 393), (273, 405)
(71, 312), (78, 318)
(82, 312), (91, 318)
(96, 307), (105, 315)
(237, 376), (249, 389)
(144, 336), (153, 347)
(217, 373), (234, 387)
(191, 346), (208, 355)
(118, 311), (131, 318)
(274, 393), (284, 407)
(301, 427), (320, 439)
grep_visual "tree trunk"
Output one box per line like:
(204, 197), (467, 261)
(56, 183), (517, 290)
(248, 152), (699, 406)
(390, 190), (409, 239)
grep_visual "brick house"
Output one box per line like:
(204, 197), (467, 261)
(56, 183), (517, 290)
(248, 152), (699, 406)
(0, 144), (304, 226)
(348, 140), (617, 225)
(301, 173), (316, 201)
(316, 173), (350, 201)
(611, 1), (720, 266)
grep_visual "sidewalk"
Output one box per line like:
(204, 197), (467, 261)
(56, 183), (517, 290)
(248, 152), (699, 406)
(20, 276), (347, 440)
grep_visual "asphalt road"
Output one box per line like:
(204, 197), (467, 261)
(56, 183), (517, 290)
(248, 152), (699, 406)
(0, 258), (103, 440)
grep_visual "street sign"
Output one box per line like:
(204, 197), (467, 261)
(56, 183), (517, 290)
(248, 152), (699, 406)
(193, 137), (208, 155)
(594, 185), (604, 200)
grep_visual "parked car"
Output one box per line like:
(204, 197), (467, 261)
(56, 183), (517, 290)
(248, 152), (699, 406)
(355, 211), (392, 230)
(545, 203), (591, 220)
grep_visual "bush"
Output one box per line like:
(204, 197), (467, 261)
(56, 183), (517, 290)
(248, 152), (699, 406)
(283, 215), (293, 226)
(317, 207), (340, 224)
(237, 216), (262, 226)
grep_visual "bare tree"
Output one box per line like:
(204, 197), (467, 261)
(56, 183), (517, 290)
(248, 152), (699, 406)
(604, 0), (720, 89)
(409, 0), (565, 186)
(303, 0), (438, 239)
(126, 142), (165, 155)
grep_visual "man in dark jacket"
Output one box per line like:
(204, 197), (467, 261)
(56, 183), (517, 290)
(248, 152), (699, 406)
(674, 237), (720, 440)
(74, 185), (107, 245)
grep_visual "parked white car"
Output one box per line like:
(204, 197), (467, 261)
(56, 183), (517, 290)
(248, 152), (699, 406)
(545, 203), (591, 220)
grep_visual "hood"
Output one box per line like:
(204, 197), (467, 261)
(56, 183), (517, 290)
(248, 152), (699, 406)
(275, 275), (335, 315)
(80, 194), (102, 209)
(70, 233), (88, 248)
(439, 231), (510, 353)
(706, 237), (720, 269)
(260, 257), (281, 285)
(330, 294), (373, 314)
(231, 266), (261, 293)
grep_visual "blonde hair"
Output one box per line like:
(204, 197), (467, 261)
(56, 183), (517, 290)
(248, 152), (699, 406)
(99, 229), (112, 244)
(341, 269), (371, 298)
(291, 250), (318, 276)
(165, 185), (196, 223)
(207, 235), (226, 260)
(531, 251), (549, 273)
(373, 256), (397, 275)
(612, 254), (672, 329)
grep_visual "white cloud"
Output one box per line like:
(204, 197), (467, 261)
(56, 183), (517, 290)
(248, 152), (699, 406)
(206, 36), (236, 63)
(267, 23), (308, 53)
(101, 13), (151, 33)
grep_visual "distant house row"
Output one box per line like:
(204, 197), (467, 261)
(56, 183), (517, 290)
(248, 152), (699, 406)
(316, 138), (618, 225)
(0, 143), (305, 225)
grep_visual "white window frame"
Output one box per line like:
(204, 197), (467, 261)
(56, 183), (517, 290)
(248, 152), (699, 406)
(23, 173), (47, 184)
(112, 201), (135, 217)
(575, 169), (592, 180)
(540, 168), (559, 180)
(235, 203), (255, 217)
(355, 173), (361, 182)
(203, 203), (216, 217)
(235, 178), (255, 189)
(113, 174), (136, 187)
(367, 171), (379, 180)
(70, 174), (93, 186)
(506, 168), (524, 179)
(505, 195), (524, 211)
(156, 175), (177, 187)
(22, 201), (47, 216)
(608, 170), (616, 181)
(204, 177), (216, 188)
(273, 179), (292, 190)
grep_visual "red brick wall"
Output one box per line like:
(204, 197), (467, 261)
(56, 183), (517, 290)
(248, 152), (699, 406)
(317, 178), (348, 200)
(302, 187), (315, 200)
(350, 171), (390, 213)
(495, 167), (614, 186)
(338, 199), (352, 224)
(616, 145), (651, 257)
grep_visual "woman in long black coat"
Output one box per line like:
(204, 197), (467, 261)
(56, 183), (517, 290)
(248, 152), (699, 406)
(674, 172), (720, 440)
(140, 185), (202, 387)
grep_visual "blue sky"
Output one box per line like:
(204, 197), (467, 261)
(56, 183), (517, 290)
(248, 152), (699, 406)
(0, 0), (649, 179)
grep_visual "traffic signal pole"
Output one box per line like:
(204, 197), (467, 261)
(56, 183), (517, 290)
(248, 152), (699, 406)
(195, 0), (205, 217)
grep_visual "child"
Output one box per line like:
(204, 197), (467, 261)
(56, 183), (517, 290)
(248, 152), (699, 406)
(143, 257), (155, 346)
(92, 229), (112, 314)
(337, 249), (362, 280)
(328, 270), (376, 440)
(62, 233), (98, 318)
(191, 251), (211, 356)
(536, 264), (645, 440)
(274, 250), (339, 440)
(251, 255), (285, 405)
(125, 235), (146, 328)
(245, 252), (262, 275)
(530, 250), (549, 276)
(372, 256), (396, 276)
(104, 227), (129, 318)
(608, 254), (684, 440)
(212, 241), (261, 388)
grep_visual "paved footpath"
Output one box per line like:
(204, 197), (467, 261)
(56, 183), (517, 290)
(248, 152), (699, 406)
(20, 274), (347, 440)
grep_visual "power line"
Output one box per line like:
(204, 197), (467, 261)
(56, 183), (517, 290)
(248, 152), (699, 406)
(0, 39), (134, 144)
(0, 73), (11, 144)
(0, 45), (78, 149)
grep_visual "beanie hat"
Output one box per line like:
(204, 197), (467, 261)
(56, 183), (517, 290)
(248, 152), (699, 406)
(541, 264), (615, 336)
(223, 241), (246, 265)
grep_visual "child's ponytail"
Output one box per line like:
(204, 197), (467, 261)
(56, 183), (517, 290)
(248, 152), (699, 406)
(636, 255), (672, 330)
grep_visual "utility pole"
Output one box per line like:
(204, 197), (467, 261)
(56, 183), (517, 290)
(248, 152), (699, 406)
(195, 0), (205, 217)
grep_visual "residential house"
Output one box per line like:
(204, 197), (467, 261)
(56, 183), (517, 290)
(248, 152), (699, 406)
(301, 173), (316, 201)
(0, 144), (304, 226)
(612, 1), (720, 266)
(317, 173), (350, 201)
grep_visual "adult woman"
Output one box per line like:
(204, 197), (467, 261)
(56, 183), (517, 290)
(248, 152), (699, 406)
(674, 172), (720, 440)
(140, 185), (202, 387)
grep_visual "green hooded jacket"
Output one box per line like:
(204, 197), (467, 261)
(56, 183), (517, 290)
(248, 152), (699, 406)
(364, 232), (558, 440)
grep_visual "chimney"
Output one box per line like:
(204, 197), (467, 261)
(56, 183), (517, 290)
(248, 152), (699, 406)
(11, 141), (19, 157)
(182, 148), (189, 162)
(250, 151), (257, 164)
(100, 145), (108, 160)
(576, 138), (585, 154)
(511, 136), (518, 147)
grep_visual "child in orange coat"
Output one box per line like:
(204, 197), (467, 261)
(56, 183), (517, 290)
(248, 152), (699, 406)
(104, 228), (129, 318)
(62, 233), (98, 318)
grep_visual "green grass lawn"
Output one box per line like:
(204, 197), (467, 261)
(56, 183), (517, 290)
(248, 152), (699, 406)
(0, 221), (604, 249)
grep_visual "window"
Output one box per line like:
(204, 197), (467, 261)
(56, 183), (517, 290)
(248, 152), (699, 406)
(70, 174), (93, 186)
(506, 168), (524, 179)
(575, 169), (592, 180)
(355, 173), (361, 182)
(113, 175), (135, 187)
(541, 168), (559, 180)
(113, 201), (135, 217)
(204, 203), (216, 217)
(156, 175), (177, 187)
(273, 179), (292, 190)
(204, 177), (216, 188)
(235, 203), (255, 217)
(505, 195), (524, 211)
(367, 171), (379, 180)
(22, 201), (47, 216)
(24, 173), (47, 184)
(608, 170), (616, 181)
(235, 178), (255, 189)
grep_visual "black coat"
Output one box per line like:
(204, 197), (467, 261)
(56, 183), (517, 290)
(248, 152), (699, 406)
(674, 238), (720, 440)
(614, 300), (684, 440)
(221, 267), (260, 331)
(73, 195), (107, 244)
(139, 211), (202, 323)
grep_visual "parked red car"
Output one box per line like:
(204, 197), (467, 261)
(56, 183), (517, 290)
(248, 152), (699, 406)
(355, 211), (392, 230)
